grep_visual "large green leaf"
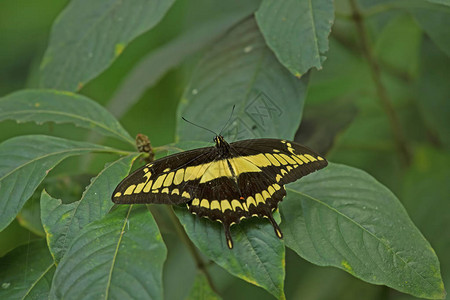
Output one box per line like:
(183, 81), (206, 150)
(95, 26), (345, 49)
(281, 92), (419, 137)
(41, 153), (139, 263)
(177, 17), (308, 142)
(39, 0), (176, 91)
(49, 205), (167, 300)
(280, 163), (445, 299)
(0, 240), (55, 300)
(175, 207), (285, 299)
(107, 0), (260, 118)
(0, 89), (134, 145)
(255, 0), (334, 77)
(0, 135), (121, 231)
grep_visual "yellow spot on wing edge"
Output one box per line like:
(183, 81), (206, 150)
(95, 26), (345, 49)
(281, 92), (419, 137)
(192, 198), (200, 206)
(304, 154), (317, 162)
(211, 200), (220, 210)
(114, 192), (122, 197)
(246, 196), (257, 208)
(298, 155), (310, 163)
(265, 153), (281, 166)
(124, 185), (136, 195)
(231, 200), (243, 210)
(174, 169), (184, 185)
(182, 191), (190, 199)
(163, 172), (175, 186)
(152, 174), (166, 190)
(200, 199), (209, 208)
(221, 200), (232, 212)
(255, 193), (264, 204)
(143, 180), (153, 193)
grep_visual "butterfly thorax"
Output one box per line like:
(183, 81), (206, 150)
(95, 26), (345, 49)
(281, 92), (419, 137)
(214, 135), (232, 158)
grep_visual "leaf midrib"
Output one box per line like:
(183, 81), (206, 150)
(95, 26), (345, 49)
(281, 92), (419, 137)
(21, 263), (54, 300)
(239, 227), (282, 297)
(0, 110), (133, 145)
(0, 146), (118, 182)
(104, 205), (133, 299)
(288, 187), (437, 289)
(58, 154), (138, 258)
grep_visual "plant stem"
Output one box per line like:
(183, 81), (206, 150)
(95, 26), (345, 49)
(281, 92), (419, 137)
(165, 206), (219, 294)
(349, 0), (411, 165)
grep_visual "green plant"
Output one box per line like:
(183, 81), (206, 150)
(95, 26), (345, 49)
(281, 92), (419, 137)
(0, 0), (448, 299)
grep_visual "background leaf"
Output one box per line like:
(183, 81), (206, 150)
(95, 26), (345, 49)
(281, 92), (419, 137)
(106, 1), (260, 118)
(0, 135), (120, 231)
(49, 205), (167, 300)
(0, 89), (134, 145)
(280, 163), (445, 299)
(175, 207), (285, 299)
(410, 1), (450, 58)
(0, 240), (55, 300)
(39, 0), (176, 91)
(177, 17), (308, 142)
(416, 38), (450, 148)
(187, 272), (222, 300)
(41, 153), (139, 263)
(255, 0), (334, 76)
(402, 146), (450, 294)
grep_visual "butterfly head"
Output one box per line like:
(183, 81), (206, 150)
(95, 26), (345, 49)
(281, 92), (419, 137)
(214, 135), (231, 156)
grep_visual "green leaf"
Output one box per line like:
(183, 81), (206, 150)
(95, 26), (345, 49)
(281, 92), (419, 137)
(107, 1), (260, 118)
(0, 89), (134, 145)
(280, 163), (445, 299)
(186, 272), (222, 300)
(402, 146), (450, 292)
(409, 2), (450, 58)
(425, 0), (450, 6)
(177, 17), (308, 142)
(175, 207), (285, 300)
(0, 135), (120, 231)
(17, 190), (45, 237)
(416, 38), (450, 148)
(255, 0), (334, 76)
(49, 205), (167, 300)
(40, 0), (176, 91)
(0, 240), (55, 300)
(41, 153), (139, 263)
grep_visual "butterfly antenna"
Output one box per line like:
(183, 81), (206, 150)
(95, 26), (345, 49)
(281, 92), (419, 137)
(218, 105), (235, 136)
(181, 117), (218, 136)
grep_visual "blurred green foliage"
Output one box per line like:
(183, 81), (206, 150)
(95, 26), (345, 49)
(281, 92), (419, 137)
(0, 0), (449, 299)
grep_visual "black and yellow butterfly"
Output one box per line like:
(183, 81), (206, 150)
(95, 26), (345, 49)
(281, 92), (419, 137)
(112, 135), (327, 249)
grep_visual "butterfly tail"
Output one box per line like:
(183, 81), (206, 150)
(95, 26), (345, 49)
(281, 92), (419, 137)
(223, 223), (234, 249)
(267, 213), (283, 239)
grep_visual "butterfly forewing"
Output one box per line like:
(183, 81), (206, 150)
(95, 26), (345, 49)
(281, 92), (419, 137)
(112, 146), (217, 205)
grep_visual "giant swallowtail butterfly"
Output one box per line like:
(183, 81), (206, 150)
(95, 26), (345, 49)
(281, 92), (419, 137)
(112, 136), (327, 249)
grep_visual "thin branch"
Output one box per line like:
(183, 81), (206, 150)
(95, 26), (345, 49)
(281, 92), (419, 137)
(165, 206), (219, 295)
(349, 0), (411, 165)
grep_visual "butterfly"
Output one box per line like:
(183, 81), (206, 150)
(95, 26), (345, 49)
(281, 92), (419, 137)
(112, 135), (328, 249)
